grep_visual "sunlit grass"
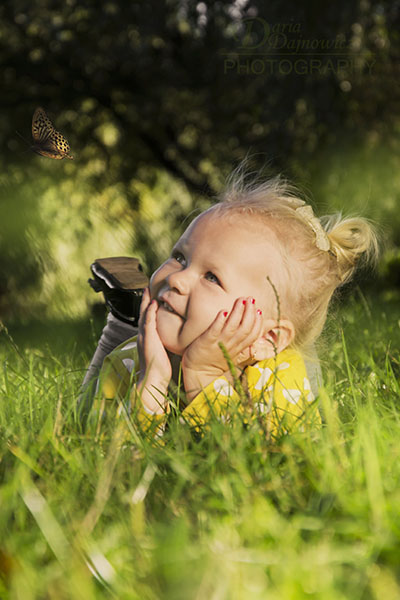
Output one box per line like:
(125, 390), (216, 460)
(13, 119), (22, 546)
(1, 292), (400, 599)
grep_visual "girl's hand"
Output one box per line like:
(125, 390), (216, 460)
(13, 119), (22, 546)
(181, 297), (263, 400)
(136, 288), (172, 413)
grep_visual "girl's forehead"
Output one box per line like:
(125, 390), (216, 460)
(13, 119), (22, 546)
(183, 209), (271, 243)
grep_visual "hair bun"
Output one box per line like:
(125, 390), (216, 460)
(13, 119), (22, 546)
(322, 215), (379, 284)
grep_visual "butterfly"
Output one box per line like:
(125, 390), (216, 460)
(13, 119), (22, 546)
(31, 107), (74, 160)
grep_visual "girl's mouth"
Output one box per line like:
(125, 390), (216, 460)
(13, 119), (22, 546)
(158, 298), (183, 318)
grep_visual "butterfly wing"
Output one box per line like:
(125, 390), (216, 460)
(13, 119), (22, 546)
(31, 143), (65, 160)
(32, 107), (55, 143)
(31, 107), (74, 160)
(49, 130), (73, 159)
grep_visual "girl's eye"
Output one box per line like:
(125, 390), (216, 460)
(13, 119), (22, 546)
(205, 271), (221, 285)
(172, 250), (186, 265)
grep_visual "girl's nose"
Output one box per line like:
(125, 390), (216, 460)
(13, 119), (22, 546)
(167, 268), (191, 294)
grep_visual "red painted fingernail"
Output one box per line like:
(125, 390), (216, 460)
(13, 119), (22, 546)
(251, 298), (255, 304)
(223, 311), (228, 317)
(257, 309), (262, 315)
(242, 300), (246, 305)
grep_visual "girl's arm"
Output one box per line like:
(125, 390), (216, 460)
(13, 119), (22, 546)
(136, 289), (172, 414)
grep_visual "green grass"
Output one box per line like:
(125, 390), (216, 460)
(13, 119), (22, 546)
(1, 291), (400, 599)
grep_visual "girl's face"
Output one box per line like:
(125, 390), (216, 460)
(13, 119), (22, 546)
(150, 211), (285, 356)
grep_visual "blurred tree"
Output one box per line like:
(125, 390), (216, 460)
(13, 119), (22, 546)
(1, 0), (399, 191)
(0, 0), (399, 316)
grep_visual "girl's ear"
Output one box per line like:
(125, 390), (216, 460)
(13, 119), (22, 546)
(252, 319), (295, 360)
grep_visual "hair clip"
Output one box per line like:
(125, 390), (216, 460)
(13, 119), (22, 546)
(295, 205), (331, 252)
(286, 198), (306, 209)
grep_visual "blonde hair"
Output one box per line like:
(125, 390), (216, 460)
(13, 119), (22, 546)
(207, 171), (379, 351)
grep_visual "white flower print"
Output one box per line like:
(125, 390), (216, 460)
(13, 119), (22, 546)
(303, 377), (314, 402)
(213, 379), (233, 396)
(278, 362), (290, 370)
(254, 362), (290, 391)
(254, 367), (273, 390)
(122, 358), (135, 373)
(282, 388), (302, 405)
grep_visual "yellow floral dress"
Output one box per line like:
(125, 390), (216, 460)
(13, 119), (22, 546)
(97, 336), (321, 439)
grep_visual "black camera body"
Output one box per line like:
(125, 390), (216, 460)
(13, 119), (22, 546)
(88, 257), (149, 326)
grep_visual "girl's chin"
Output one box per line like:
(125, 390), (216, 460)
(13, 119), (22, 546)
(157, 332), (184, 357)
(156, 317), (186, 356)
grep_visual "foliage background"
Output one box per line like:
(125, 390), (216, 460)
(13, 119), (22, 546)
(1, 0), (399, 323)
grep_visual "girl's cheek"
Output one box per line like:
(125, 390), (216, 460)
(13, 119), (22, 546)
(149, 266), (165, 298)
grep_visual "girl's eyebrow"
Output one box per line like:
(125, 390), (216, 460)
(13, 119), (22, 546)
(171, 241), (183, 253)
(173, 237), (189, 252)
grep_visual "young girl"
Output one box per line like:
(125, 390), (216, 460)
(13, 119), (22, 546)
(86, 174), (378, 438)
